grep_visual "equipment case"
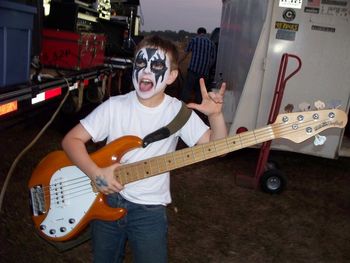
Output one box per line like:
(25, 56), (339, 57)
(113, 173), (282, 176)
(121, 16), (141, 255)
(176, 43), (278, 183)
(0, 1), (36, 87)
(41, 29), (106, 70)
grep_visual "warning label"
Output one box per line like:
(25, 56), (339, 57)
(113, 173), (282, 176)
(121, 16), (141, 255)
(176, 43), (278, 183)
(311, 25), (336, 32)
(275, 21), (299, 31)
(305, 7), (320, 13)
(276, 30), (296, 41)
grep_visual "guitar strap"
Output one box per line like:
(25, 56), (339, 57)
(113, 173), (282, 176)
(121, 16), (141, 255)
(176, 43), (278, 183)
(142, 102), (192, 148)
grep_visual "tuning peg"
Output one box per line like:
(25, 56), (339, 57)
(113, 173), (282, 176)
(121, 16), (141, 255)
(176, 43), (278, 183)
(314, 134), (327, 146)
(298, 102), (311, 111)
(314, 100), (325, 110)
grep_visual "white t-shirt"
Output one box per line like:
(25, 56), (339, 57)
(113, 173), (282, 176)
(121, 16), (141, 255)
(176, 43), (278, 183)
(80, 91), (209, 205)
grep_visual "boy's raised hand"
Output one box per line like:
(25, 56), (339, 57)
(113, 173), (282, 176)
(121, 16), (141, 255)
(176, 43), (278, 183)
(187, 78), (226, 117)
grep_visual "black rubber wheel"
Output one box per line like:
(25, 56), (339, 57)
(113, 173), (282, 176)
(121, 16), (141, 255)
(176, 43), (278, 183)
(260, 169), (287, 194)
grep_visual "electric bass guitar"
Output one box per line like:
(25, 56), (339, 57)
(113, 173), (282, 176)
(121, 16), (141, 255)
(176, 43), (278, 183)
(28, 109), (347, 242)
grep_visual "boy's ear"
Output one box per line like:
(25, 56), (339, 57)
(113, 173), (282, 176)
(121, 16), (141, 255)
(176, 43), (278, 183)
(166, 69), (179, 85)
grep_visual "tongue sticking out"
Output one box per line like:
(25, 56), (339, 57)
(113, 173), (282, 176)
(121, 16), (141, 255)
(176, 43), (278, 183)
(140, 79), (153, 92)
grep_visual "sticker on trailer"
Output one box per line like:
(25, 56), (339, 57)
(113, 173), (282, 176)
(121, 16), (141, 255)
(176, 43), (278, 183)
(283, 8), (296, 21)
(32, 87), (62, 104)
(307, 0), (321, 7)
(279, 0), (303, 9)
(304, 7), (320, 13)
(311, 25), (336, 32)
(320, 5), (348, 16)
(321, 0), (348, 6)
(69, 82), (79, 91)
(276, 29), (296, 41)
(275, 21), (299, 31)
(0, 101), (18, 116)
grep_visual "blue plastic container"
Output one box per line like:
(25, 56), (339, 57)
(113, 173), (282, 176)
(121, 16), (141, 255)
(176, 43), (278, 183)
(0, 1), (36, 87)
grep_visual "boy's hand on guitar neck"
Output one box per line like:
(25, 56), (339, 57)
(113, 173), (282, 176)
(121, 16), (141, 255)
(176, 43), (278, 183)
(92, 163), (124, 195)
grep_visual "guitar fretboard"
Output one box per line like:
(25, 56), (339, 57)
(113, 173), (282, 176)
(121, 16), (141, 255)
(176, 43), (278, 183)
(114, 125), (275, 185)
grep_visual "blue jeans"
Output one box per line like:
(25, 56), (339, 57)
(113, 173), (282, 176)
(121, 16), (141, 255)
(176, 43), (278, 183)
(91, 193), (168, 263)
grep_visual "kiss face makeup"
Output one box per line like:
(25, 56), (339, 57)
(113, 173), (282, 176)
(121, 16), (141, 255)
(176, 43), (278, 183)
(132, 47), (170, 99)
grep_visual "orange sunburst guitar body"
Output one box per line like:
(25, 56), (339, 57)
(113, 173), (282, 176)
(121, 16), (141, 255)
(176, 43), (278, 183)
(29, 109), (347, 242)
(28, 136), (143, 242)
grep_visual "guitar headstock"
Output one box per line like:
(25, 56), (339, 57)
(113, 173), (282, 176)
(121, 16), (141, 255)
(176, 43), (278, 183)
(273, 109), (348, 143)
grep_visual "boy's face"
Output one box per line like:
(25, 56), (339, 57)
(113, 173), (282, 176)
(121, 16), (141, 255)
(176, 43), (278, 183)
(132, 47), (171, 100)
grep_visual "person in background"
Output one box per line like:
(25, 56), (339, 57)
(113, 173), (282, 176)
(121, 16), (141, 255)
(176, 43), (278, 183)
(62, 35), (227, 262)
(181, 27), (217, 104)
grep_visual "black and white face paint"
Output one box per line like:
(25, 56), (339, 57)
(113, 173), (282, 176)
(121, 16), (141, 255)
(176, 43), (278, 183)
(132, 47), (170, 99)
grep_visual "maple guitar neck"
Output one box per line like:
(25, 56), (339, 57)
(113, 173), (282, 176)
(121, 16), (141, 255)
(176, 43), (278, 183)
(114, 108), (348, 185)
(114, 125), (274, 185)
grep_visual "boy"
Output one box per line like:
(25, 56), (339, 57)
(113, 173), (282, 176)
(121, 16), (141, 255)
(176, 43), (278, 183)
(62, 35), (227, 262)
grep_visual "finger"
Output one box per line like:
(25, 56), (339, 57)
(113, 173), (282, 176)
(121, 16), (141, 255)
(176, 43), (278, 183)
(219, 82), (226, 96)
(111, 181), (124, 192)
(199, 78), (209, 98)
(104, 189), (113, 195)
(100, 187), (111, 195)
(208, 93), (223, 104)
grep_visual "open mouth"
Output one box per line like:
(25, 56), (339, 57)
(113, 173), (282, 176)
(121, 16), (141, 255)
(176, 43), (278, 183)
(139, 78), (154, 92)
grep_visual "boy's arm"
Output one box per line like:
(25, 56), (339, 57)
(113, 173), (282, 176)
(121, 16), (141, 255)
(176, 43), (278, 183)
(62, 123), (123, 194)
(207, 111), (227, 141)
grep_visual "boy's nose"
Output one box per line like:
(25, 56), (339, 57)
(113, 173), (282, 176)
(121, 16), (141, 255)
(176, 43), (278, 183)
(143, 64), (152, 74)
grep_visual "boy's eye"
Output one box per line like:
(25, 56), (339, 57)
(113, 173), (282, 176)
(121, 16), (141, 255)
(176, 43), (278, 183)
(135, 58), (147, 68)
(151, 61), (165, 71)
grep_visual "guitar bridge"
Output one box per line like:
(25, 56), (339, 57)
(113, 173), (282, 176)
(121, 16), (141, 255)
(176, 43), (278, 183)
(29, 185), (46, 216)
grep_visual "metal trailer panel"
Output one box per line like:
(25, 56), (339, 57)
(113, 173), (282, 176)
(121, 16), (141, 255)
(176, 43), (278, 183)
(215, 0), (269, 123)
(218, 0), (350, 159)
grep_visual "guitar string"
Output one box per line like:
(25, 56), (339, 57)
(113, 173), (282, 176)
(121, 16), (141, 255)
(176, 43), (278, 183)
(32, 115), (330, 207)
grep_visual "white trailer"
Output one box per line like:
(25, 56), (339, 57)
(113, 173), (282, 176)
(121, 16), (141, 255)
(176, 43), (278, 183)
(216, 0), (350, 160)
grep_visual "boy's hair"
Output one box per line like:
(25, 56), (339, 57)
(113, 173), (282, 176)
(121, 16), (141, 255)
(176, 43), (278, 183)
(134, 35), (179, 70)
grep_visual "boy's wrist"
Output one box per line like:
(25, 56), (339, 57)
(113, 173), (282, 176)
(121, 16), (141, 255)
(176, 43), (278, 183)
(208, 111), (223, 119)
